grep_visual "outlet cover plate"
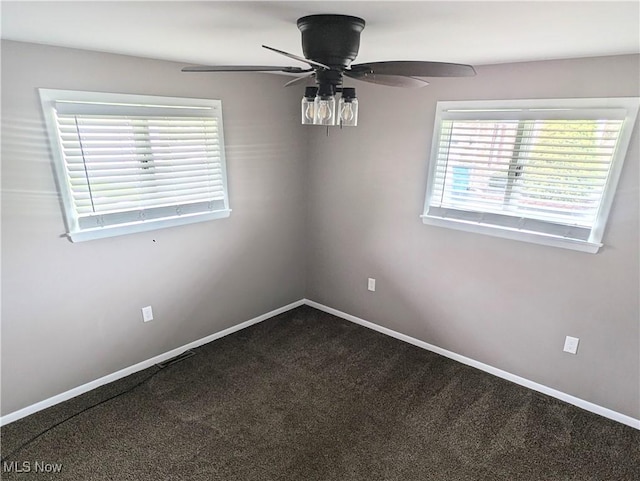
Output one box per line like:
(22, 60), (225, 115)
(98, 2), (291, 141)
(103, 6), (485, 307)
(142, 306), (154, 322)
(563, 336), (579, 354)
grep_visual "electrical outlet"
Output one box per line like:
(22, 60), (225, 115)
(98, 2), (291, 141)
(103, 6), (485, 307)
(563, 336), (579, 354)
(368, 278), (376, 292)
(142, 306), (154, 322)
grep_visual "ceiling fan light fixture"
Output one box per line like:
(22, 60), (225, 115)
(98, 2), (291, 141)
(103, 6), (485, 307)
(301, 86), (318, 124)
(339, 87), (358, 127)
(182, 14), (476, 129)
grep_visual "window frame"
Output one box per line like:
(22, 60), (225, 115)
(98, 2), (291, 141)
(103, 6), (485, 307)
(421, 97), (639, 253)
(40, 89), (231, 242)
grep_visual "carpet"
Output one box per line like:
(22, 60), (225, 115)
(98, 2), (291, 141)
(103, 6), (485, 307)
(2, 305), (638, 480)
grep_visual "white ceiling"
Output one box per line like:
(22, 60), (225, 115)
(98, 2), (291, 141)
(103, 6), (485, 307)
(2, 1), (639, 69)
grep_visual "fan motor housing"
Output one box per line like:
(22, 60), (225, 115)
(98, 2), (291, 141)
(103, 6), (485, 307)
(297, 15), (366, 68)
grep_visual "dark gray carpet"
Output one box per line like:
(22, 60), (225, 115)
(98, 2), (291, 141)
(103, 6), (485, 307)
(2, 305), (639, 480)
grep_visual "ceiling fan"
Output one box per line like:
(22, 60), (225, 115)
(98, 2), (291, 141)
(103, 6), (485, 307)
(183, 14), (476, 126)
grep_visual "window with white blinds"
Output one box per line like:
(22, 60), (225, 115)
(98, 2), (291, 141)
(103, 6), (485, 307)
(422, 98), (639, 253)
(40, 90), (230, 242)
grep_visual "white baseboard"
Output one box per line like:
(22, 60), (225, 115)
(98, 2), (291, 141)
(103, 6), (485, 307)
(303, 299), (640, 430)
(4, 298), (638, 430)
(0, 299), (305, 427)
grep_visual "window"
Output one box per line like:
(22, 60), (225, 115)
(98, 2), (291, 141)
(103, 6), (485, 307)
(40, 89), (230, 242)
(421, 98), (639, 253)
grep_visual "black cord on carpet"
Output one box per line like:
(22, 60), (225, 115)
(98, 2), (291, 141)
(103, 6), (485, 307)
(0, 367), (163, 463)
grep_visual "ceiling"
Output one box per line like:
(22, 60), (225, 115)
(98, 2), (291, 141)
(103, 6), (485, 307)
(2, 1), (639, 70)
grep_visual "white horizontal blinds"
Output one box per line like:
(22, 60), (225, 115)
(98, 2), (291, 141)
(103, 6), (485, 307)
(429, 112), (624, 238)
(53, 101), (227, 229)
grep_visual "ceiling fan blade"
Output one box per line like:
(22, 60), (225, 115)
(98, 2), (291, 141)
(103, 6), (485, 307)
(262, 45), (330, 70)
(350, 61), (476, 78)
(345, 71), (429, 88)
(182, 65), (311, 73)
(283, 72), (315, 88)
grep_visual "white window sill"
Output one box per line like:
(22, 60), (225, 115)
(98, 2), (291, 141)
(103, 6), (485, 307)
(68, 209), (231, 242)
(420, 215), (602, 254)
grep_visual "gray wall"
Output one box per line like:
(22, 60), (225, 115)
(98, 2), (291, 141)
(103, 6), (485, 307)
(1, 41), (307, 415)
(2, 40), (639, 421)
(306, 54), (640, 418)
